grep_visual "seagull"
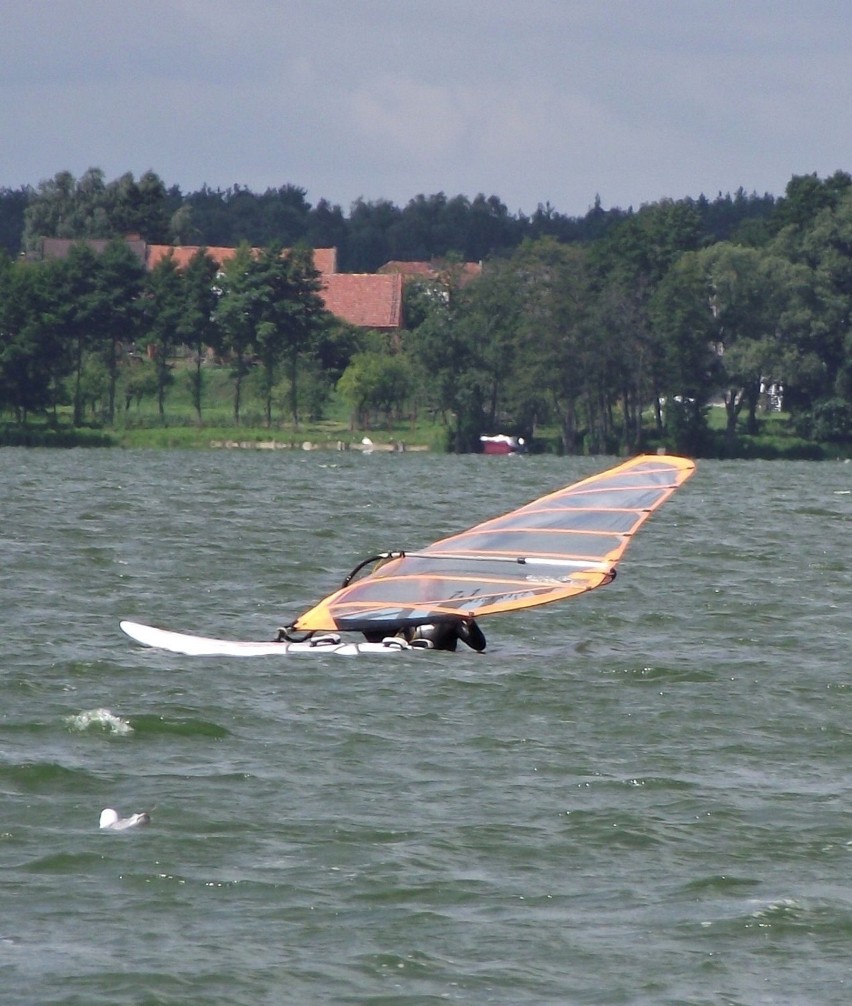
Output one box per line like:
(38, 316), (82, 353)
(99, 808), (151, 831)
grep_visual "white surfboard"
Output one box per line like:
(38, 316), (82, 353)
(119, 620), (416, 657)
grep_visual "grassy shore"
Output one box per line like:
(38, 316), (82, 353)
(1, 363), (448, 450)
(0, 415), (443, 451)
(1, 363), (848, 458)
(2, 411), (846, 458)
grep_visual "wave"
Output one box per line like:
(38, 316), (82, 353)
(694, 896), (852, 938)
(0, 761), (100, 793)
(62, 708), (230, 740)
(64, 708), (133, 736)
(128, 715), (230, 740)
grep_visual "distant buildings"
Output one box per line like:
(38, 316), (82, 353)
(38, 238), (482, 334)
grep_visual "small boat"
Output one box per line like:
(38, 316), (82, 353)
(480, 434), (526, 455)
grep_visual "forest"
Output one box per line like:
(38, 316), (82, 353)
(0, 167), (851, 456)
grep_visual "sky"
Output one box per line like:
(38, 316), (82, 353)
(2, 0), (851, 218)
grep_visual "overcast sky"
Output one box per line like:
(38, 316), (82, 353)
(2, 0), (850, 217)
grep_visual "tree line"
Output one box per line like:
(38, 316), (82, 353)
(1, 167), (776, 271)
(1, 168), (850, 453)
(407, 172), (852, 453)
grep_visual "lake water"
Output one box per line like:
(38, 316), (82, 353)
(2, 448), (850, 1005)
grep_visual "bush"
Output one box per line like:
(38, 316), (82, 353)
(0, 424), (114, 447)
(804, 398), (852, 443)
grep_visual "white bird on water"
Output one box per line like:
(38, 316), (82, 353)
(99, 808), (151, 831)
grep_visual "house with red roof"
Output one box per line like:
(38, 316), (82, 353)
(40, 238), (401, 331)
(145, 244), (340, 277)
(146, 244), (402, 331)
(321, 273), (403, 332)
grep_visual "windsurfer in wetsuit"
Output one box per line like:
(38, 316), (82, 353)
(361, 617), (486, 651)
(406, 618), (487, 652)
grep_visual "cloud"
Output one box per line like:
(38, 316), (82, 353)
(2, 0), (852, 213)
(346, 76), (470, 162)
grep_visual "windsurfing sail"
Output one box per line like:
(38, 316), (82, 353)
(291, 454), (695, 635)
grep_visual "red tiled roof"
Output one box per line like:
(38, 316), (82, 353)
(322, 273), (403, 329)
(146, 245), (238, 270)
(146, 245), (338, 275)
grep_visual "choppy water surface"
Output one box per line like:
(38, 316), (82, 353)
(1, 448), (850, 1005)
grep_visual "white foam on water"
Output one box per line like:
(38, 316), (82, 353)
(65, 708), (133, 735)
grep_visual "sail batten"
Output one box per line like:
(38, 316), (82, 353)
(404, 552), (613, 570)
(292, 454), (695, 634)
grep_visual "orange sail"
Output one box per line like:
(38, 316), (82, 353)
(292, 454), (695, 634)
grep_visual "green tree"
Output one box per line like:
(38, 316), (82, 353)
(144, 252), (184, 419)
(250, 244), (293, 427)
(0, 259), (72, 422)
(407, 259), (488, 452)
(123, 358), (158, 412)
(215, 243), (258, 424)
(95, 239), (146, 422)
(792, 189), (852, 408)
(179, 248), (220, 423)
(594, 198), (706, 289)
(24, 169), (90, 250)
(271, 246), (328, 427)
(77, 354), (111, 418)
(649, 252), (720, 452)
(0, 185), (30, 256)
(453, 256), (523, 432)
(695, 244), (778, 443)
(772, 171), (852, 232)
(591, 272), (654, 451)
(590, 199), (708, 450)
(107, 170), (171, 242)
(337, 336), (412, 429)
(23, 169), (103, 250)
(312, 320), (363, 386)
(53, 243), (102, 426)
(305, 197), (348, 250)
(513, 239), (598, 454)
(346, 198), (402, 271)
(23, 168), (172, 250)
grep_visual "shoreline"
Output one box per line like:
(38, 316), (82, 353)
(207, 439), (430, 452)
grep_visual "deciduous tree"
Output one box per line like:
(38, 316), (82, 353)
(145, 252), (184, 419)
(179, 248), (220, 423)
